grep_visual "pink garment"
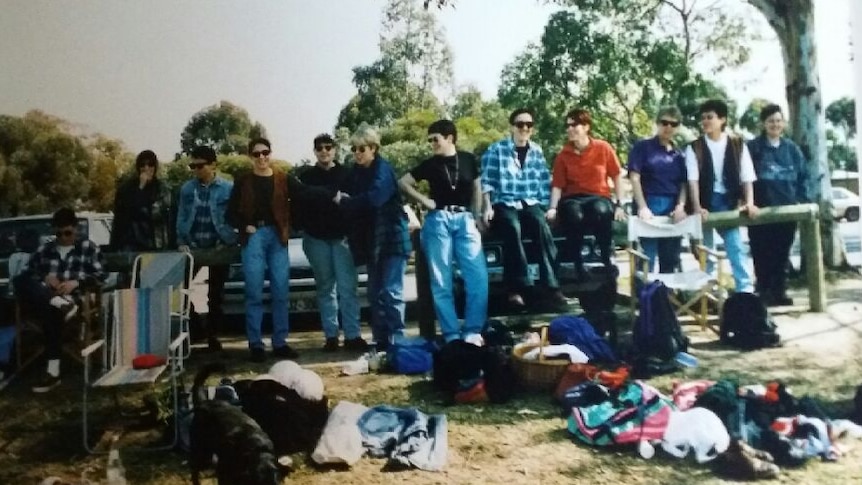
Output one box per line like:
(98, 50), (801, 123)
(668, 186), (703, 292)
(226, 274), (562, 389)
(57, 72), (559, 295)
(672, 380), (717, 411)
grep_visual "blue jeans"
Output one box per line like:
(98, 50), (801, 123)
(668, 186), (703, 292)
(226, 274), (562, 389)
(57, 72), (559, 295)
(241, 226), (290, 349)
(702, 193), (753, 293)
(367, 254), (407, 346)
(639, 194), (682, 273)
(420, 210), (488, 342)
(302, 235), (361, 340)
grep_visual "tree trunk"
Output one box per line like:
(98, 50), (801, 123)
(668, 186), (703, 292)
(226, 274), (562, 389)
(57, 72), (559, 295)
(748, 0), (841, 266)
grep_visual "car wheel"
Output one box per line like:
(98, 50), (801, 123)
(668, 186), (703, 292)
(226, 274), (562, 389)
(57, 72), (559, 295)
(846, 207), (860, 222)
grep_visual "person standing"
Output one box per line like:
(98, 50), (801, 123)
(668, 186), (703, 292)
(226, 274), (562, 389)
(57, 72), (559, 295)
(685, 99), (758, 293)
(747, 104), (811, 306)
(110, 150), (173, 252)
(546, 108), (626, 279)
(480, 108), (567, 310)
(338, 125), (410, 351)
(176, 146), (238, 351)
(399, 120), (488, 343)
(627, 106), (688, 273)
(298, 134), (366, 352)
(14, 208), (106, 393)
(228, 138), (329, 362)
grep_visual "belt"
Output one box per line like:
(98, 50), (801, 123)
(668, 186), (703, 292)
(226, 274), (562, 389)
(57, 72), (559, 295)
(441, 205), (469, 213)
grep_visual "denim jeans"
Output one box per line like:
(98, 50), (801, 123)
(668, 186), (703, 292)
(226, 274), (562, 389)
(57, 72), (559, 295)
(702, 193), (753, 292)
(638, 194), (682, 273)
(302, 235), (361, 340)
(367, 254), (407, 346)
(490, 203), (558, 292)
(420, 210), (488, 342)
(241, 226), (290, 349)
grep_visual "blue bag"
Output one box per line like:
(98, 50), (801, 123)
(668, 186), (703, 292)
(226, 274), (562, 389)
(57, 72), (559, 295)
(389, 337), (436, 375)
(548, 315), (617, 363)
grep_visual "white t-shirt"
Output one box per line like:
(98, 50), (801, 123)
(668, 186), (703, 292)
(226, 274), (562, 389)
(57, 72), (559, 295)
(57, 244), (74, 260)
(685, 133), (756, 194)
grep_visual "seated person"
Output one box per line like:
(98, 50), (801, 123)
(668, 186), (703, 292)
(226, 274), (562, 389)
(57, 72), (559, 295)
(481, 108), (566, 309)
(13, 208), (106, 393)
(546, 108), (626, 279)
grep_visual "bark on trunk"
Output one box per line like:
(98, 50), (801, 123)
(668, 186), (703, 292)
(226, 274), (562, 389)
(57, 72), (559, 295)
(748, 0), (841, 266)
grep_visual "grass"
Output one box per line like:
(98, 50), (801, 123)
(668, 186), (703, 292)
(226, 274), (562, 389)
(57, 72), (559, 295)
(2, 281), (862, 485)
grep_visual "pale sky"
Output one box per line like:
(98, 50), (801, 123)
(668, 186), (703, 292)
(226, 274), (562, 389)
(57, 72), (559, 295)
(0, 0), (854, 164)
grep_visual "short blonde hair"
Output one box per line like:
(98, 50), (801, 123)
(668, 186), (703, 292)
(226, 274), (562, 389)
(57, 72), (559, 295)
(349, 123), (381, 150)
(656, 106), (682, 122)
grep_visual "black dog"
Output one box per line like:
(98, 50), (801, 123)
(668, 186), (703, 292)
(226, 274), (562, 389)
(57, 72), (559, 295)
(233, 378), (330, 456)
(190, 364), (280, 485)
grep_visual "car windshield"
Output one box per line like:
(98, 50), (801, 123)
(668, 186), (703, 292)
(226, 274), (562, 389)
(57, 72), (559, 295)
(0, 218), (89, 257)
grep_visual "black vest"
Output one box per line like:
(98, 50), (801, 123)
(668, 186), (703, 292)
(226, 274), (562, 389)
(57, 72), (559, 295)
(691, 136), (743, 210)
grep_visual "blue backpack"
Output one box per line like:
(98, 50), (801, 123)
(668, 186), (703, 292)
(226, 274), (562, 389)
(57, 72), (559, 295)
(548, 315), (617, 363)
(389, 337), (436, 375)
(631, 281), (688, 376)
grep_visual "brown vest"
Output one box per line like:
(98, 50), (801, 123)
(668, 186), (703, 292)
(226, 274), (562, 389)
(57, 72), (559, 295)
(237, 169), (291, 245)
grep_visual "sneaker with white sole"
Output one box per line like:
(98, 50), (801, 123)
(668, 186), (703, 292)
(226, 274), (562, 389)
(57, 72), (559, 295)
(49, 296), (78, 321)
(32, 373), (61, 393)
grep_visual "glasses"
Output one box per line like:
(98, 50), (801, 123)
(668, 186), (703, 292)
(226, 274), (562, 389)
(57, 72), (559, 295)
(55, 229), (74, 237)
(701, 114), (717, 121)
(659, 119), (681, 128)
(513, 121), (534, 129)
(315, 145), (334, 152)
(250, 149), (271, 158)
(427, 136), (441, 144)
(565, 122), (580, 128)
(350, 145), (368, 153)
(188, 162), (209, 170)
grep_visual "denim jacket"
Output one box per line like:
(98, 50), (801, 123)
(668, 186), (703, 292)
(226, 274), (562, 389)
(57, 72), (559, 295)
(176, 176), (238, 246)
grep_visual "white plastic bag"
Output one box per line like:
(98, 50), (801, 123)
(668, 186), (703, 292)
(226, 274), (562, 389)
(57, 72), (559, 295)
(311, 401), (369, 466)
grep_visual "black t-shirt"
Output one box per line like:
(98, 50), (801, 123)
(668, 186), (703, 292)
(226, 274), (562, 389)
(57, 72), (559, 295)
(297, 163), (350, 239)
(515, 144), (529, 164)
(410, 150), (480, 208)
(252, 174), (276, 225)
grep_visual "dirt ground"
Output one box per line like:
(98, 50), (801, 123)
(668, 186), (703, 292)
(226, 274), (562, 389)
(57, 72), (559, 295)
(2, 275), (862, 485)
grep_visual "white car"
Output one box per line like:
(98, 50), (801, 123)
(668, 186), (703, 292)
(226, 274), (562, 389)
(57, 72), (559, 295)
(832, 187), (860, 222)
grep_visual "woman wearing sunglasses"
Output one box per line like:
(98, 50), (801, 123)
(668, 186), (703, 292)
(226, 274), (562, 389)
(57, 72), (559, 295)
(109, 149), (174, 252)
(626, 106), (689, 273)
(546, 108), (626, 280)
(337, 124), (410, 351)
(227, 137), (332, 362)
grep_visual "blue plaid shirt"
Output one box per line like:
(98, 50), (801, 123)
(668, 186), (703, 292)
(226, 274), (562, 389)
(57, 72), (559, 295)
(189, 182), (219, 248)
(481, 137), (551, 208)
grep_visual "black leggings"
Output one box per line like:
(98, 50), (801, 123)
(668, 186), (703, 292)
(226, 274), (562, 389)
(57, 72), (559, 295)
(558, 195), (614, 267)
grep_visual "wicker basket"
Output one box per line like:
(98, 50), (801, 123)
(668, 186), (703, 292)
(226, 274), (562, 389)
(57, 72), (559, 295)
(511, 327), (569, 392)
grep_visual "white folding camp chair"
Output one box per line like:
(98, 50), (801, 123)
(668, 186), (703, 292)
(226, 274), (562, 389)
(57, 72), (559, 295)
(131, 251), (194, 360)
(81, 286), (187, 452)
(627, 215), (727, 333)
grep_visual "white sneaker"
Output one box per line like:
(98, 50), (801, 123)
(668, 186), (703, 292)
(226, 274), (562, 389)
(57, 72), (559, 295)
(49, 296), (78, 321)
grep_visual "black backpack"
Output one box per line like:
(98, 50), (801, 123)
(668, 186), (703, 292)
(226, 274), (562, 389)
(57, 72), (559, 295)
(631, 280), (689, 376)
(720, 293), (780, 350)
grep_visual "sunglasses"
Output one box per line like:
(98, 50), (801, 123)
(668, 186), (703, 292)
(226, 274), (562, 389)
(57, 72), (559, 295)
(55, 229), (75, 237)
(315, 145), (334, 152)
(188, 162), (209, 170)
(427, 136), (441, 144)
(350, 145), (368, 153)
(251, 149), (271, 158)
(513, 121), (534, 129)
(659, 119), (681, 128)
(565, 122), (580, 128)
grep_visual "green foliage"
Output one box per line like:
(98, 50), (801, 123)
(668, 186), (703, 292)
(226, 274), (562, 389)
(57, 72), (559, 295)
(379, 140), (432, 177)
(826, 97), (856, 138)
(381, 108), (445, 146)
(0, 111), (132, 216)
(673, 76), (735, 131)
(180, 100), (268, 156)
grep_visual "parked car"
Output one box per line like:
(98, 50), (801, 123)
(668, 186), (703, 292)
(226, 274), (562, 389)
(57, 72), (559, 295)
(832, 187), (860, 222)
(0, 212), (114, 296)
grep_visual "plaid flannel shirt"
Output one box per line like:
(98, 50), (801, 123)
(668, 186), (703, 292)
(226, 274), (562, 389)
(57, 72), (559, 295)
(481, 137), (551, 208)
(27, 239), (106, 288)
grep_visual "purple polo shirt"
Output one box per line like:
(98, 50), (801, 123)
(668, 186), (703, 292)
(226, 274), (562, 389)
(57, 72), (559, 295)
(627, 136), (686, 197)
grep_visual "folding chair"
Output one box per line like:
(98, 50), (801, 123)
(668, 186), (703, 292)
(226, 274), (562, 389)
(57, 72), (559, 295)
(81, 286), (187, 453)
(2, 254), (104, 390)
(131, 251), (194, 361)
(627, 215), (727, 333)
